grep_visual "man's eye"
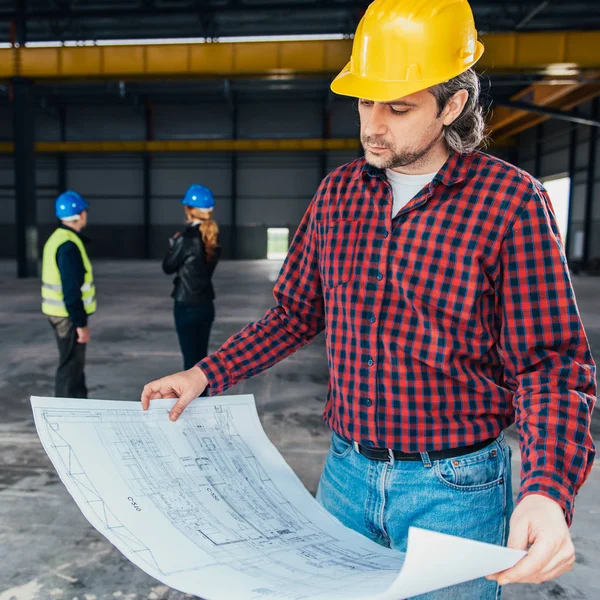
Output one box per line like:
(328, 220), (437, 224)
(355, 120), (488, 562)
(390, 107), (408, 115)
(359, 100), (373, 107)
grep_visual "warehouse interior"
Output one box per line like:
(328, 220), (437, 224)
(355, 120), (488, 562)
(1, 1), (600, 599)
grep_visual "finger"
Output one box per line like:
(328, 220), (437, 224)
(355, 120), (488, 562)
(487, 516), (531, 581)
(520, 560), (573, 585)
(491, 515), (533, 583)
(535, 544), (575, 582)
(497, 535), (557, 585)
(141, 382), (165, 409)
(538, 557), (575, 583)
(506, 517), (531, 551)
(537, 560), (574, 584)
(169, 389), (199, 422)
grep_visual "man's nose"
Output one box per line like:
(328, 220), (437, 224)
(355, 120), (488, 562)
(363, 103), (388, 139)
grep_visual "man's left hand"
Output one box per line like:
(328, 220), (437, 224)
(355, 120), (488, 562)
(487, 494), (575, 586)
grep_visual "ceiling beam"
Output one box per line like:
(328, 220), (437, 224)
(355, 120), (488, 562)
(1, 0), (597, 21)
(515, 1), (550, 30)
(490, 82), (600, 139)
(0, 138), (362, 154)
(490, 80), (588, 131)
(494, 100), (600, 127)
(0, 1), (370, 20)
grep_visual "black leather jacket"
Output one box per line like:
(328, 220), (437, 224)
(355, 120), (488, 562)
(162, 224), (221, 305)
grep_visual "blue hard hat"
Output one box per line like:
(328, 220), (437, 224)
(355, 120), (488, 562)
(55, 191), (89, 219)
(181, 184), (214, 210)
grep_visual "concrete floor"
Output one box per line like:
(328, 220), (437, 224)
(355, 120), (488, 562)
(0, 260), (599, 600)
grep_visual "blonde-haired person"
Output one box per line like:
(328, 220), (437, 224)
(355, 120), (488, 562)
(163, 185), (221, 374)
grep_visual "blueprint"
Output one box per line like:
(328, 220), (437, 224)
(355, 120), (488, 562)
(31, 395), (525, 600)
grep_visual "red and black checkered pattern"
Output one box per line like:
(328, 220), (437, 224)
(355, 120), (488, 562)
(199, 151), (596, 523)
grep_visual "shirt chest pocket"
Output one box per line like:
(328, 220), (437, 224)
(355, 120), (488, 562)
(318, 220), (361, 289)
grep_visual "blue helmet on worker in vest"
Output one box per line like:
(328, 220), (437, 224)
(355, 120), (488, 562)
(55, 191), (89, 220)
(181, 184), (214, 211)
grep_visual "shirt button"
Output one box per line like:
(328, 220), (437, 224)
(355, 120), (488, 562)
(383, 231), (389, 238)
(370, 315), (376, 323)
(368, 358), (374, 366)
(364, 399), (372, 407)
(377, 273), (383, 281)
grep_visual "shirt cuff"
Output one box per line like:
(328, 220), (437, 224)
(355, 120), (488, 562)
(196, 353), (233, 395)
(68, 311), (87, 328)
(519, 474), (575, 526)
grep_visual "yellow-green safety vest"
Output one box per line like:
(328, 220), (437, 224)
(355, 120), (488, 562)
(41, 228), (97, 317)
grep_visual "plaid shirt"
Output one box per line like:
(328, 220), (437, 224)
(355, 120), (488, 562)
(200, 151), (596, 524)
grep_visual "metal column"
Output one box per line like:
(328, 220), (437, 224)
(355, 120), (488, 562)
(143, 100), (153, 259)
(229, 95), (238, 260)
(13, 1), (37, 277)
(15, 0), (26, 48)
(57, 104), (67, 193)
(583, 98), (599, 269)
(13, 77), (38, 278)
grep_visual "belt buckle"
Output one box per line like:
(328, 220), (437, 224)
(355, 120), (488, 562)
(387, 448), (395, 466)
(353, 441), (361, 455)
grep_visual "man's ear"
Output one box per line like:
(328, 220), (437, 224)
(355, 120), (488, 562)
(441, 89), (469, 126)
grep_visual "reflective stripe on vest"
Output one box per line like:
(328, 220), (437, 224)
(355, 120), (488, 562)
(42, 282), (94, 294)
(42, 295), (96, 308)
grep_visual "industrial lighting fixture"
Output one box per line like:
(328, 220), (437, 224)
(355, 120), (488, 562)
(19, 33), (352, 49)
(543, 63), (580, 76)
(63, 40), (102, 47)
(24, 41), (63, 48)
(96, 37), (208, 46)
(219, 34), (350, 43)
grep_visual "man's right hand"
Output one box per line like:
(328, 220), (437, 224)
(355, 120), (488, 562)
(76, 326), (91, 344)
(141, 367), (209, 421)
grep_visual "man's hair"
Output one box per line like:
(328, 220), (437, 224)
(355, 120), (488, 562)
(430, 68), (488, 154)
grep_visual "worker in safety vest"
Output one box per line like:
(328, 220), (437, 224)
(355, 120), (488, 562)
(42, 191), (96, 398)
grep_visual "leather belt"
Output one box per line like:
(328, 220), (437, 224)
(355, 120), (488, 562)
(352, 437), (497, 464)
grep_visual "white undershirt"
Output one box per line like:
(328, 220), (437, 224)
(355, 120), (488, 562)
(385, 169), (438, 218)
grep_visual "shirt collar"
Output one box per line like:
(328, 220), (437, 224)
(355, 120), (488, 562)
(360, 151), (474, 187)
(59, 223), (90, 244)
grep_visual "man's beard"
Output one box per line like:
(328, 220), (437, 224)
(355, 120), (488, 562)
(361, 133), (441, 170)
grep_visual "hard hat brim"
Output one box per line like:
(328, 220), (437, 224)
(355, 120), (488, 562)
(181, 198), (215, 211)
(331, 41), (484, 102)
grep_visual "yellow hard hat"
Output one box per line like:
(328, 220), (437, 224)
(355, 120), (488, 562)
(331, 0), (484, 102)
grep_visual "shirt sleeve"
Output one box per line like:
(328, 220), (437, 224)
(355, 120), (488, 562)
(56, 241), (88, 328)
(498, 186), (596, 525)
(198, 194), (325, 393)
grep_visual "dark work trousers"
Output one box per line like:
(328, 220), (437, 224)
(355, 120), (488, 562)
(174, 301), (215, 373)
(48, 316), (88, 398)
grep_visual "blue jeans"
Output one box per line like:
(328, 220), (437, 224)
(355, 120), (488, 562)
(317, 432), (513, 599)
(173, 301), (215, 371)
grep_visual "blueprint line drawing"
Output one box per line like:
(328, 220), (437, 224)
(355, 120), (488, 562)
(31, 395), (525, 600)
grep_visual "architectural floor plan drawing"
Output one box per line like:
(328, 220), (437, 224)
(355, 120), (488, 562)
(31, 395), (525, 600)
